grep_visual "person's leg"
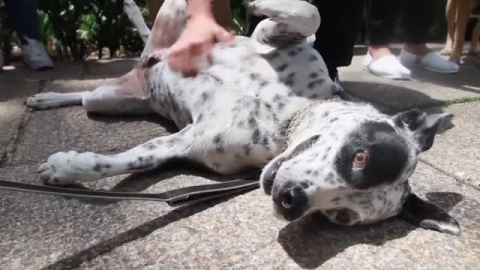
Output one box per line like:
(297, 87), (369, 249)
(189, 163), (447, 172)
(312, 0), (364, 80)
(5, 0), (41, 43)
(4, 0), (53, 70)
(362, 0), (412, 79)
(399, 0), (459, 73)
(365, 0), (401, 59)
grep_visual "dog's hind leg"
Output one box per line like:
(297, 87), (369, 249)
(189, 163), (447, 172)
(141, 0), (187, 57)
(37, 126), (196, 184)
(27, 69), (154, 115)
(27, 0), (188, 114)
(248, 0), (321, 47)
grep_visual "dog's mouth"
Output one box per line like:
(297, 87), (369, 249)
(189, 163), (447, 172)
(261, 135), (320, 195)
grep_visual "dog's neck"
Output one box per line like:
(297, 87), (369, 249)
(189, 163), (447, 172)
(283, 97), (343, 150)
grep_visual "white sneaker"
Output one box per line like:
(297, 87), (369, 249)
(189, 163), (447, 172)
(399, 49), (459, 74)
(22, 37), (54, 70)
(362, 52), (411, 80)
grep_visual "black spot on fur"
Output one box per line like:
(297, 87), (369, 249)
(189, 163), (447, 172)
(307, 79), (325, 89)
(93, 163), (111, 173)
(309, 72), (318, 79)
(259, 80), (270, 88)
(201, 92), (210, 102)
(243, 144), (252, 156)
(276, 63), (289, 72)
(305, 170), (312, 175)
(308, 54), (318, 61)
(93, 164), (102, 172)
(250, 73), (261, 80)
(127, 155), (155, 171)
(284, 72), (296, 87)
(248, 117), (257, 129)
(329, 117), (339, 123)
(262, 136), (269, 149)
(288, 50), (298, 57)
(252, 129), (261, 144)
(207, 73), (223, 84)
(143, 143), (157, 150)
(213, 135), (224, 153)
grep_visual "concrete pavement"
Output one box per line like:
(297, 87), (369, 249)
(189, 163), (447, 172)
(1, 47), (479, 269)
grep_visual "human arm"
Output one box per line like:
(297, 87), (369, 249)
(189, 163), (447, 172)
(168, 0), (234, 76)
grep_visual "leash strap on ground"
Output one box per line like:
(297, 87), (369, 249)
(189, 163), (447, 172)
(0, 179), (259, 207)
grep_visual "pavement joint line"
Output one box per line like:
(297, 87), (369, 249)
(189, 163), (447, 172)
(0, 80), (48, 167)
(419, 158), (480, 192)
(40, 194), (245, 270)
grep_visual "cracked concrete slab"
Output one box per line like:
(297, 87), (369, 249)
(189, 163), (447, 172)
(421, 102), (480, 186)
(8, 79), (173, 165)
(340, 54), (480, 110)
(0, 163), (245, 270)
(81, 164), (480, 270)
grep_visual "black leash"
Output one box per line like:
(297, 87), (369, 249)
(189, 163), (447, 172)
(0, 179), (259, 207)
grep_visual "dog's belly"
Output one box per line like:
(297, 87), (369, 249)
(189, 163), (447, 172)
(146, 36), (309, 128)
(144, 37), (312, 172)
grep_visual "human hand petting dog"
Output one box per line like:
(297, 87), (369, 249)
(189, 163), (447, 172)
(168, 0), (233, 76)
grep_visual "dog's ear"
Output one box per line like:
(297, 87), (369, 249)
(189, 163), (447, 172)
(399, 193), (460, 235)
(393, 109), (453, 152)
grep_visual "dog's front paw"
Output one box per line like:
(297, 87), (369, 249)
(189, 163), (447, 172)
(26, 92), (82, 110)
(38, 151), (103, 185)
(26, 93), (47, 109)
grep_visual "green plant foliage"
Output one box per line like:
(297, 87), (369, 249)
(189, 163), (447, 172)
(0, 0), (452, 62)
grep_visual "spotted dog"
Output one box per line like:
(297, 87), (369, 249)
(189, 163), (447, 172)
(26, 0), (460, 234)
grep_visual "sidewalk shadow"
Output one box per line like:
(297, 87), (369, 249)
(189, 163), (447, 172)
(341, 81), (454, 133)
(342, 81), (447, 112)
(277, 191), (463, 269)
(412, 65), (480, 95)
(87, 112), (179, 134)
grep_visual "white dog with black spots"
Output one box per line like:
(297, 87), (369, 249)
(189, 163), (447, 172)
(26, 0), (459, 235)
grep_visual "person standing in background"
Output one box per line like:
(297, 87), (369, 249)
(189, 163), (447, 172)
(1, 0), (54, 70)
(362, 0), (459, 80)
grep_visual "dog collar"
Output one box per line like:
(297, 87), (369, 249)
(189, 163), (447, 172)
(284, 96), (342, 151)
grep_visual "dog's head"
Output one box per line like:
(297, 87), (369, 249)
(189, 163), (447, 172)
(261, 102), (460, 234)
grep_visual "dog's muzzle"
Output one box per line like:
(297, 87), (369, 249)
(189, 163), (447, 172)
(272, 181), (310, 221)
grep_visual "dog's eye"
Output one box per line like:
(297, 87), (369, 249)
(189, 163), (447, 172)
(353, 150), (369, 169)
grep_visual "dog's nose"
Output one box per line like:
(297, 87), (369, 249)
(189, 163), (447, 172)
(273, 183), (309, 221)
